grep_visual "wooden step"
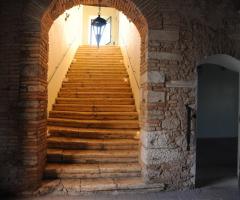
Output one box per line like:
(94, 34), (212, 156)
(58, 92), (133, 98)
(47, 118), (139, 129)
(47, 149), (139, 163)
(44, 163), (141, 179)
(49, 111), (138, 120)
(55, 98), (134, 105)
(52, 104), (136, 112)
(48, 126), (139, 139)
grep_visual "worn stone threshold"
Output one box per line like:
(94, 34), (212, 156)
(30, 177), (165, 197)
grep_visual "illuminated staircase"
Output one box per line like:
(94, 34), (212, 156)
(42, 46), (158, 193)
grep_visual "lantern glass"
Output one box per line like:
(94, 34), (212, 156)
(91, 15), (107, 47)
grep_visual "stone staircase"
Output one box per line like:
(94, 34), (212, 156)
(42, 46), (163, 193)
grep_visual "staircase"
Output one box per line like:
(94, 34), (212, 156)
(43, 46), (157, 193)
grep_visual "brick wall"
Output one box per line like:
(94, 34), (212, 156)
(0, 0), (239, 194)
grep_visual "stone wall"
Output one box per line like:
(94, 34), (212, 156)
(140, 0), (240, 189)
(0, 0), (239, 194)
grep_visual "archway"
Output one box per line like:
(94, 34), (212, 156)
(196, 54), (240, 187)
(17, 0), (148, 191)
(3, 0), (198, 194)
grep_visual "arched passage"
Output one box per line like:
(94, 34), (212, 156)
(196, 54), (240, 187)
(16, 0), (148, 192)
(1, 0), (200, 194)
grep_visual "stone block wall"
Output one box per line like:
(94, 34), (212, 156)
(141, 26), (196, 189)
(0, 0), (239, 194)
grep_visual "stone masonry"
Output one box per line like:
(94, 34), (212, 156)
(0, 0), (240, 195)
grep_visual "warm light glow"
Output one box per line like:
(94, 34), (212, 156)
(134, 131), (140, 139)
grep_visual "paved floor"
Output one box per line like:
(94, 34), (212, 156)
(4, 176), (239, 200)
(4, 140), (240, 200)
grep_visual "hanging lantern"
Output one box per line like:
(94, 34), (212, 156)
(91, 2), (107, 47)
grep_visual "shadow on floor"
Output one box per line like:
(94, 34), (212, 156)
(196, 137), (238, 187)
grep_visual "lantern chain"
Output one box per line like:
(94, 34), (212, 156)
(98, 0), (102, 16)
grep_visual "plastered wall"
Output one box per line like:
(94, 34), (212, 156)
(48, 6), (83, 112)
(82, 6), (119, 45)
(119, 12), (141, 113)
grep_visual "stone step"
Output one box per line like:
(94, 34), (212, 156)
(39, 177), (164, 195)
(76, 54), (122, 56)
(75, 49), (121, 52)
(55, 98), (134, 105)
(66, 72), (129, 77)
(58, 92), (133, 98)
(69, 68), (126, 72)
(67, 71), (127, 75)
(76, 52), (122, 54)
(47, 149), (139, 163)
(52, 104), (136, 112)
(66, 74), (128, 79)
(70, 65), (125, 69)
(71, 62), (124, 65)
(76, 51), (121, 54)
(66, 77), (128, 80)
(60, 87), (132, 93)
(73, 59), (123, 63)
(47, 118), (139, 129)
(71, 65), (124, 68)
(49, 111), (138, 120)
(47, 137), (139, 150)
(76, 51), (122, 53)
(62, 81), (130, 88)
(44, 163), (141, 179)
(76, 52), (121, 53)
(48, 126), (139, 139)
(63, 80), (129, 85)
(61, 83), (130, 88)
(77, 49), (121, 52)
(74, 58), (123, 61)
(45, 46), (142, 192)
(75, 52), (122, 54)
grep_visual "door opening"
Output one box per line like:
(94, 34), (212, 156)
(196, 64), (239, 187)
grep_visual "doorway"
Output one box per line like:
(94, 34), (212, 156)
(196, 64), (239, 187)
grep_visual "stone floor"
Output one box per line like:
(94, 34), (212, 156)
(4, 176), (239, 200)
(4, 138), (240, 199)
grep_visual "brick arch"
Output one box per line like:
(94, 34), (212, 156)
(40, 0), (149, 80)
(42, 0), (148, 39)
(15, 0), (149, 192)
